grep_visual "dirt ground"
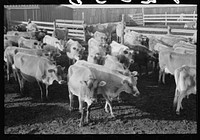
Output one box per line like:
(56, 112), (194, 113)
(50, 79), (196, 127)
(4, 69), (197, 134)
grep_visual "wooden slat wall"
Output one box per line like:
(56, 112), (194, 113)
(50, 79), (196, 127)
(38, 5), (73, 22)
(73, 8), (142, 24)
(73, 6), (197, 24)
(143, 6), (197, 14)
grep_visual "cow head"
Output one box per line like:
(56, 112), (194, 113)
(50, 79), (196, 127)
(80, 79), (106, 104)
(41, 44), (61, 60)
(121, 71), (140, 97)
(65, 39), (85, 61)
(55, 41), (64, 52)
(117, 53), (134, 69)
(46, 65), (66, 85)
(93, 31), (108, 47)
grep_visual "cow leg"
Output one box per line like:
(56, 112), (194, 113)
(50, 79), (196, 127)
(173, 88), (179, 109)
(107, 100), (115, 118)
(162, 71), (166, 84)
(104, 101), (110, 113)
(37, 81), (44, 101)
(78, 98), (85, 127)
(45, 84), (49, 100)
(176, 91), (186, 115)
(158, 69), (162, 83)
(85, 103), (91, 124)
(68, 90), (75, 111)
(6, 62), (10, 81)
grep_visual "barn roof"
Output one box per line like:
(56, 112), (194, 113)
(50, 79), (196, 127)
(63, 4), (197, 9)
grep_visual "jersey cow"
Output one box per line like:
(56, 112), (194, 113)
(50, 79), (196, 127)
(68, 64), (106, 127)
(173, 65), (196, 115)
(4, 46), (57, 81)
(18, 37), (42, 49)
(158, 50), (196, 84)
(75, 60), (140, 117)
(13, 52), (66, 100)
(43, 35), (65, 52)
(65, 39), (85, 64)
(52, 27), (68, 41)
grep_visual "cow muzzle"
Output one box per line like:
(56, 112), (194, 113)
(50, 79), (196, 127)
(58, 80), (67, 84)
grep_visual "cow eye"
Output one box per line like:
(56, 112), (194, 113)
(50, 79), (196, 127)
(73, 47), (76, 50)
(124, 50), (128, 54)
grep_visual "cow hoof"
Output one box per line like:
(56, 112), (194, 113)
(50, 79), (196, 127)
(176, 111), (180, 115)
(79, 122), (84, 127)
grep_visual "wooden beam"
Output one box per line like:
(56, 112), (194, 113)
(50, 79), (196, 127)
(121, 14), (125, 45)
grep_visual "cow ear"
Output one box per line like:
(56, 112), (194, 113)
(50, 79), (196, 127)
(61, 66), (65, 71)
(98, 81), (106, 87)
(131, 71), (138, 76)
(48, 69), (55, 73)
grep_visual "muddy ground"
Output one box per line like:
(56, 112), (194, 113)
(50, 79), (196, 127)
(4, 68), (197, 134)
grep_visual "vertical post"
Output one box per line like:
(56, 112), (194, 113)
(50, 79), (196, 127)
(24, 9), (27, 21)
(142, 7), (145, 26)
(193, 11), (195, 21)
(82, 12), (84, 21)
(121, 14), (125, 45)
(53, 20), (56, 30)
(165, 12), (167, 26)
(7, 8), (11, 30)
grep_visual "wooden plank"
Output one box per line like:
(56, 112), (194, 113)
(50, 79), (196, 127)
(56, 23), (84, 29)
(144, 17), (197, 20)
(68, 29), (85, 34)
(126, 26), (196, 34)
(144, 20), (196, 23)
(37, 26), (54, 30)
(56, 19), (84, 24)
(144, 14), (197, 17)
(32, 21), (54, 25)
(68, 33), (85, 38)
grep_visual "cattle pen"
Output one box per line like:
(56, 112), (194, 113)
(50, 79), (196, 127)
(4, 4), (197, 134)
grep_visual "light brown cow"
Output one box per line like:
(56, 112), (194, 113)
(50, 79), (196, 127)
(68, 64), (106, 127)
(13, 52), (66, 100)
(18, 37), (42, 49)
(173, 65), (196, 115)
(75, 60), (140, 117)
(158, 50), (196, 84)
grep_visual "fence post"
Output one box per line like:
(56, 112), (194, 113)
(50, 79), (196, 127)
(165, 12), (167, 26)
(53, 20), (56, 30)
(193, 11), (195, 21)
(82, 12), (84, 21)
(121, 14), (125, 45)
(7, 8), (11, 30)
(142, 7), (145, 26)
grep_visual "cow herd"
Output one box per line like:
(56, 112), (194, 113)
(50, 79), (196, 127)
(4, 20), (196, 127)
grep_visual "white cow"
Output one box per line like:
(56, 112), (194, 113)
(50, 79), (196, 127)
(173, 65), (196, 115)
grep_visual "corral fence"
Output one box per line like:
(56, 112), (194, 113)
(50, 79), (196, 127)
(9, 19), (86, 42)
(128, 11), (197, 27)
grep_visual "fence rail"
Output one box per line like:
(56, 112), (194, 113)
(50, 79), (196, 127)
(10, 19), (86, 42)
(126, 26), (196, 38)
(128, 13), (197, 27)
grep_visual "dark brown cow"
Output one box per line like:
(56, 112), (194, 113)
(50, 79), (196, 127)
(52, 27), (68, 41)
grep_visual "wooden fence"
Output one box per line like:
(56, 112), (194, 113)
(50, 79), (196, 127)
(128, 12), (197, 27)
(10, 19), (86, 42)
(125, 26), (196, 38)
